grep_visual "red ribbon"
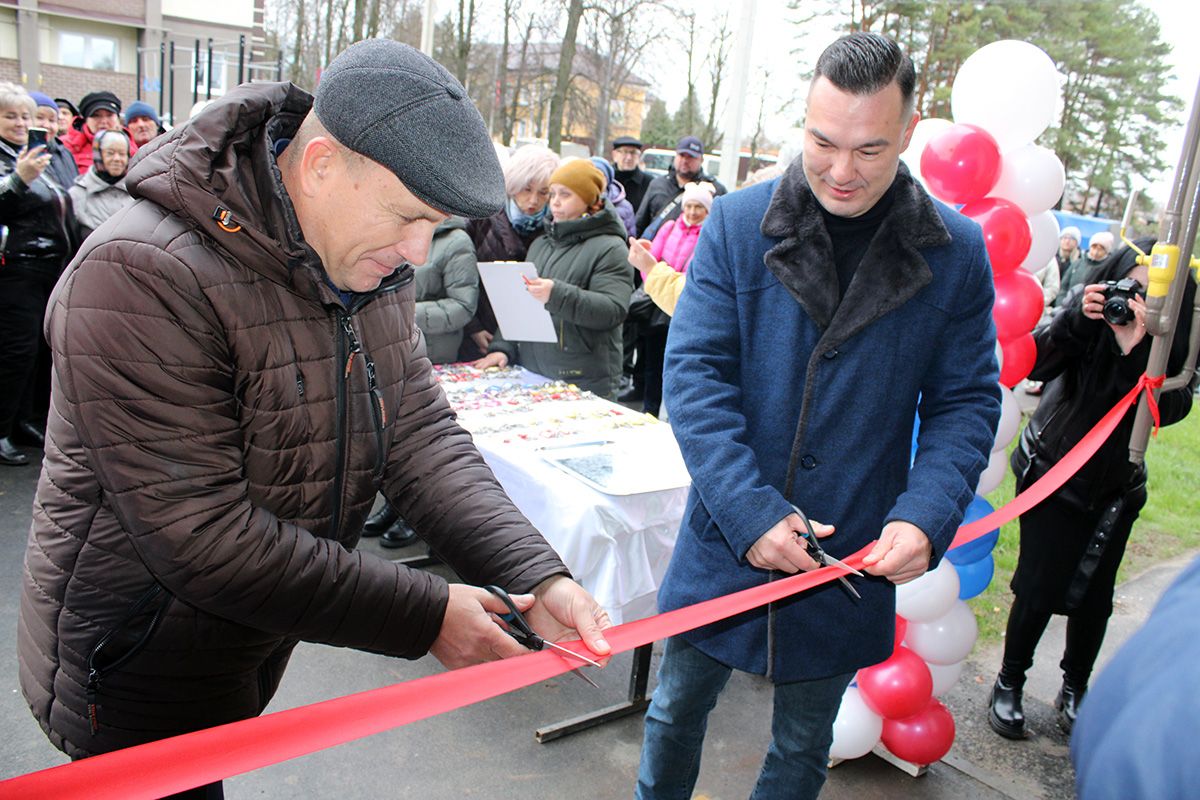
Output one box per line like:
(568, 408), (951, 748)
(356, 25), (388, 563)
(0, 549), (872, 800)
(951, 372), (1163, 549)
(0, 374), (1165, 798)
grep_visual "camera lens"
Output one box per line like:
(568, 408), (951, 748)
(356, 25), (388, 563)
(1103, 297), (1134, 326)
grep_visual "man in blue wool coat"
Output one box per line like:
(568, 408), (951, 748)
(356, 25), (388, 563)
(635, 32), (1001, 800)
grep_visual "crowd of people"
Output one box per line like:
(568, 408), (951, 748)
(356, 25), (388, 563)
(2, 30), (1197, 800)
(1, 85), (161, 466)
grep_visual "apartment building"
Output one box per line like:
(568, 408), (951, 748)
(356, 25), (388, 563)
(0, 0), (274, 125)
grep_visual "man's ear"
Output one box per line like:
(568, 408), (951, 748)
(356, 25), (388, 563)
(296, 136), (337, 197)
(898, 110), (921, 154)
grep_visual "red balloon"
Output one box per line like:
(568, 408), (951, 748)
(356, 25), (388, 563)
(920, 124), (1002, 204)
(856, 646), (933, 720)
(961, 198), (1032, 274)
(992, 269), (1045, 341)
(999, 332), (1037, 387)
(894, 615), (908, 649)
(881, 698), (957, 765)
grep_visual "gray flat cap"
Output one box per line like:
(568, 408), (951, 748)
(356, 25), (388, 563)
(314, 39), (505, 218)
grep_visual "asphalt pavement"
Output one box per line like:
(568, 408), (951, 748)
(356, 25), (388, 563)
(0, 437), (1190, 799)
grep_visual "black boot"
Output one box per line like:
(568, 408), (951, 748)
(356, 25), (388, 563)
(0, 437), (29, 467)
(362, 503), (399, 538)
(12, 421), (45, 447)
(379, 516), (418, 549)
(1055, 681), (1086, 734)
(988, 677), (1027, 740)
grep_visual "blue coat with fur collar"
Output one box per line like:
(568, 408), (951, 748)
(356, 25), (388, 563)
(660, 162), (1001, 682)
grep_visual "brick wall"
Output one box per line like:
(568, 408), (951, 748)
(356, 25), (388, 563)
(0, 58), (18, 85)
(41, 63), (137, 107)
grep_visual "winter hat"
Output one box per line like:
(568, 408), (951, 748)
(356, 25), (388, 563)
(80, 90), (121, 118)
(1059, 226), (1081, 245)
(313, 38), (505, 219)
(681, 181), (715, 211)
(589, 156), (616, 186)
(124, 100), (161, 126)
(28, 92), (57, 111)
(549, 159), (606, 207)
(1089, 231), (1114, 254)
(611, 135), (643, 150)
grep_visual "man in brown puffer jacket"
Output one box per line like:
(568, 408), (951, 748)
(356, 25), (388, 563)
(17, 39), (612, 777)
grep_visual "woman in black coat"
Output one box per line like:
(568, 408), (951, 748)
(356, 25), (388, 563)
(988, 237), (1197, 740)
(0, 83), (77, 466)
(457, 144), (560, 361)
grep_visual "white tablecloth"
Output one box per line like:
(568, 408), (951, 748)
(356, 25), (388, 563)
(436, 367), (689, 623)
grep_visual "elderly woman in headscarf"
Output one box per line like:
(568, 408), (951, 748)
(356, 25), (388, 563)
(68, 128), (135, 240)
(457, 144), (560, 360)
(0, 82), (78, 466)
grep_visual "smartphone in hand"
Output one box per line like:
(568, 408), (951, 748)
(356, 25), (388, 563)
(27, 127), (49, 151)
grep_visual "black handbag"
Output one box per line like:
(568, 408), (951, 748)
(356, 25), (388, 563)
(628, 286), (671, 330)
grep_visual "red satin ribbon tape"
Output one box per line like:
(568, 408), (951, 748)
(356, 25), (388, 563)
(0, 374), (1163, 798)
(0, 550), (872, 800)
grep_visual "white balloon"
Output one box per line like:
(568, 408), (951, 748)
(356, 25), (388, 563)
(987, 144), (1066, 216)
(830, 686), (884, 760)
(905, 600), (979, 666)
(993, 386), (1020, 453)
(1019, 210), (1062, 274)
(995, 340), (1004, 373)
(896, 561), (960, 623)
(951, 41), (1061, 151)
(900, 118), (953, 186)
(927, 659), (966, 697)
(975, 448), (1007, 495)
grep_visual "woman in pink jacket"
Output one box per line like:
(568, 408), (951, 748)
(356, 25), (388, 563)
(650, 181), (714, 272)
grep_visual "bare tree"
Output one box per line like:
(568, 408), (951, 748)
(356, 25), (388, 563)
(583, 0), (658, 154)
(547, 0), (584, 152)
(702, 10), (731, 148)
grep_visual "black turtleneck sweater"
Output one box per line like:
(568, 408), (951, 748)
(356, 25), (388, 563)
(819, 178), (899, 301)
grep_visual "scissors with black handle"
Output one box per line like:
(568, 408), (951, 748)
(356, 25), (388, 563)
(789, 505), (863, 600)
(483, 585), (602, 687)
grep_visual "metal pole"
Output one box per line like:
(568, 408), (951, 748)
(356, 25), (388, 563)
(718, 0), (756, 190)
(206, 38), (214, 101)
(1128, 73), (1200, 464)
(238, 34), (245, 85)
(193, 39), (200, 104)
(136, 46), (143, 102)
(168, 40), (176, 126)
(276, 50), (283, 82)
(420, 0), (436, 56)
(158, 41), (166, 118)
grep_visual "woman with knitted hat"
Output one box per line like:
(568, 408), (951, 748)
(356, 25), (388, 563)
(650, 181), (713, 273)
(474, 158), (632, 399)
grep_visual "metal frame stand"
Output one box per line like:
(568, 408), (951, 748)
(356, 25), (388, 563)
(535, 643), (653, 743)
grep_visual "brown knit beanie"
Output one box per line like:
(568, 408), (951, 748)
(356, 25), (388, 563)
(549, 159), (606, 207)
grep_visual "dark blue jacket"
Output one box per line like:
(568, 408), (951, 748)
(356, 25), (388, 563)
(659, 162), (1000, 681)
(1072, 554), (1200, 799)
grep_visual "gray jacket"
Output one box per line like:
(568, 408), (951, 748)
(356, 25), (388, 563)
(415, 217), (479, 364)
(69, 168), (134, 238)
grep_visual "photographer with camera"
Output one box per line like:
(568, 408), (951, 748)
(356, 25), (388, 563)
(988, 236), (1198, 741)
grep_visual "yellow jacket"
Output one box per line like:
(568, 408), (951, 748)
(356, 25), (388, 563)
(644, 261), (686, 316)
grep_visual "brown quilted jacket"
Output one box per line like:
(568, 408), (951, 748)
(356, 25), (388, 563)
(18, 82), (568, 758)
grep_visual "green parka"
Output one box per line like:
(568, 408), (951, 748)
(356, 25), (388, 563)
(490, 200), (632, 399)
(414, 217), (479, 364)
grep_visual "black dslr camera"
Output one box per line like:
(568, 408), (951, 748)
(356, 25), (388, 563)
(1100, 278), (1144, 326)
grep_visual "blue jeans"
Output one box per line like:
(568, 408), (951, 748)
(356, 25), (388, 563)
(636, 636), (854, 800)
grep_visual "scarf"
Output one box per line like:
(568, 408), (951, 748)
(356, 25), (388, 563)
(507, 198), (548, 237)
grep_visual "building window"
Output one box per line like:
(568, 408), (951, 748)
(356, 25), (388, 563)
(59, 32), (117, 71)
(194, 50), (229, 97)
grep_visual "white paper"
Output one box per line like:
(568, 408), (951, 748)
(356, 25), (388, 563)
(477, 261), (558, 343)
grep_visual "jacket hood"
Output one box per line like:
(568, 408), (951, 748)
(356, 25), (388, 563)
(124, 82), (320, 288)
(435, 216), (469, 235)
(543, 199), (628, 245)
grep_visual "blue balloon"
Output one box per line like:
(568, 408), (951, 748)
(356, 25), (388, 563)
(948, 495), (1000, 565)
(956, 553), (995, 600)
